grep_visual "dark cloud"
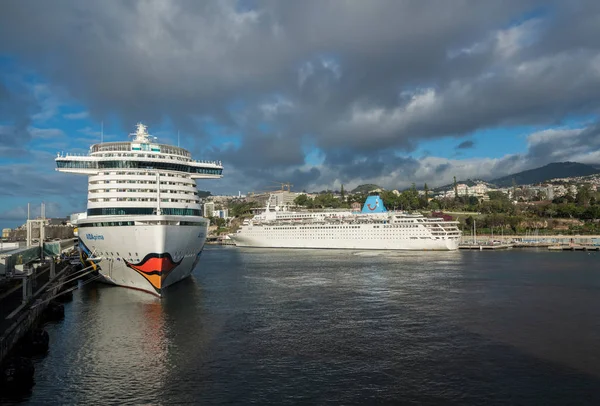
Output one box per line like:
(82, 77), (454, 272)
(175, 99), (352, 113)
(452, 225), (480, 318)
(435, 163), (452, 175)
(457, 140), (475, 149)
(0, 80), (35, 154)
(1, 0), (600, 196)
(0, 152), (87, 200)
(524, 124), (600, 166)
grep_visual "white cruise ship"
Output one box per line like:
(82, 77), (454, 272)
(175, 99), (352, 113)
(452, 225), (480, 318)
(230, 195), (461, 250)
(56, 123), (223, 296)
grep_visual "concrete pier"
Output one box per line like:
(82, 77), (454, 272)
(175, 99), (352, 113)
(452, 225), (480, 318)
(0, 261), (73, 365)
(548, 245), (600, 251)
(459, 243), (513, 250)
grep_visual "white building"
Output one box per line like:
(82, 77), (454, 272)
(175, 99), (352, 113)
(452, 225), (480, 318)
(215, 209), (229, 219)
(442, 182), (491, 200)
(269, 191), (302, 208)
(203, 201), (215, 217)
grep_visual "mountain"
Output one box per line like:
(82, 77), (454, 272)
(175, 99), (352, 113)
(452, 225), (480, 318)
(489, 162), (600, 187)
(351, 184), (383, 194)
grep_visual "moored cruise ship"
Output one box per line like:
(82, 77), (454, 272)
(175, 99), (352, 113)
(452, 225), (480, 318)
(56, 123), (223, 296)
(230, 195), (461, 250)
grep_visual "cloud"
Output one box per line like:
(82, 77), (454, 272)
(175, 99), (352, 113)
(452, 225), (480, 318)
(30, 127), (66, 139)
(63, 111), (89, 120)
(457, 140), (475, 149)
(1, 0), (600, 198)
(0, 202), (64, 221)
(526, 124), (600, 165)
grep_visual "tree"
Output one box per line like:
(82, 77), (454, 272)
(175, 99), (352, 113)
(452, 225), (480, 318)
(453, 176), (459, 200)
(229, 200), (259, 217)
(576, 184), (592, 207)
(209, 217), (226, 227)
(423, 183), (429, 208)
(535, 190), (547, 201)
(340, 184), (345, 201)
(294, 194), (311, 207)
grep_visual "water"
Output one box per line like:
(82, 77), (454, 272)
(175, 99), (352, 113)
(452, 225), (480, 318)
(10, 247), (600, 404)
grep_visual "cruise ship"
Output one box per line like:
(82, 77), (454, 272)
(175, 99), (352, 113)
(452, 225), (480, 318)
(230, 196), (461, 250)
(56, 123), (223, 296)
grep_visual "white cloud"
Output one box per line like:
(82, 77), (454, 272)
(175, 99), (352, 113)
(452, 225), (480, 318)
(259, 96), (294, 119)
(494, 19), (540, 59)
(63, 111), (89, 120)
(30, 127), (66, 139)
(339, 88), (438, 139)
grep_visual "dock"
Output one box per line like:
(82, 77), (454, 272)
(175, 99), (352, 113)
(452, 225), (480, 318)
(459, 243), (513, 250)
(1, 239), (83, 391)
(460, 234), (600, 252)
(548, 245), (600, 251)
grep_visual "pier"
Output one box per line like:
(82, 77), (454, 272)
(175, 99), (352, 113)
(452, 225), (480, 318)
(459, 243), (513, 250)
(459, 234), (600, 251)
(0, 239), (82, 391)
(548, 245), (600, 251)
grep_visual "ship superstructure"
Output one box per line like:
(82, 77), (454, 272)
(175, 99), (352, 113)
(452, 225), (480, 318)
(230, 195), (461, 250)
(56, 123), (223, 296)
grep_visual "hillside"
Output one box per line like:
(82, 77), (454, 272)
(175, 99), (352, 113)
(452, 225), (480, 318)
(489, 162), (600, 187)
(350, 184), (383, 194)
(433, 179), (492, 192)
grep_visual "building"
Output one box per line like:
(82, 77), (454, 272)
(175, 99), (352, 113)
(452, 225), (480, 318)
(2, 228), (10, 240)
(441, 182), (491, 200)
(5, 218), (75, 242)
(269, 191), (301, 208)
(203, 201), (215, 217)
(214, 209), (229, 219)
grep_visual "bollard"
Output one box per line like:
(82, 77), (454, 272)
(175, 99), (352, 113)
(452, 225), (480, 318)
(21, 270), (32, 304)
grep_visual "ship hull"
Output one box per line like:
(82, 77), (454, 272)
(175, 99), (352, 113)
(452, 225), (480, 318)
(78, 217), (208, 296)
(230, 231), (460, 251)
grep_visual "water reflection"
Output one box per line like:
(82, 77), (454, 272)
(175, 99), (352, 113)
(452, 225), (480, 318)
(22, 247), (600, 405)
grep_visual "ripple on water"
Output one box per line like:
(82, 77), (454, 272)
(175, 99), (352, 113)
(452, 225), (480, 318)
(17, 247), (600, 405)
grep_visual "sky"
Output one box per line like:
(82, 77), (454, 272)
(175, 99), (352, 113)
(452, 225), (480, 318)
(1, 0), (600, 229)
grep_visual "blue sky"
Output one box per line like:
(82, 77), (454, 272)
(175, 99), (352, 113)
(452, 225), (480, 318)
(1, 1), (600, 229)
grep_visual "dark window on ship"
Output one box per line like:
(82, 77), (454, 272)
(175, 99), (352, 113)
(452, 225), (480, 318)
(87, 207), (201, 216)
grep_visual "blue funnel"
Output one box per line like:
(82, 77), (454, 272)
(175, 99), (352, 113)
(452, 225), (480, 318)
(361, 195), (387, 213)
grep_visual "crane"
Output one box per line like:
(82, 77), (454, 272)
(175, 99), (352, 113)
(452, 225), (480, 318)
(270, 181), (294, 192)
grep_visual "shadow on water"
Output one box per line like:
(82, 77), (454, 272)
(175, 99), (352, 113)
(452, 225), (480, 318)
(16, 246), (600, 405)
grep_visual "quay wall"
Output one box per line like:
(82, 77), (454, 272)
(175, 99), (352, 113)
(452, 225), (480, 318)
(461, 234), (600, 245)
(0, 263), (71, 364)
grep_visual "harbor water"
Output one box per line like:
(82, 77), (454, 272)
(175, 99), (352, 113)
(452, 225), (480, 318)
(7, 247), (600, 405)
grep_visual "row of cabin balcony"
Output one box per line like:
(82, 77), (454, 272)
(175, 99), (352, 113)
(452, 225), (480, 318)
(89, 179), (195, 187)
(88, 197), (199, 203)
(92, 153), (191, 162)
(89, 188), (198, 195)
(94, 171), (189, 179)
(57, 149), (222, 166)
(56, 159), (223, 173)
(89, 142), (192, 158)
(89, 184), (197, 192)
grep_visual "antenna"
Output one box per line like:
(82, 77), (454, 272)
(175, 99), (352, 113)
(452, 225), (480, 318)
(101, 121), (104, 143)
(178, 131), (180, 147)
